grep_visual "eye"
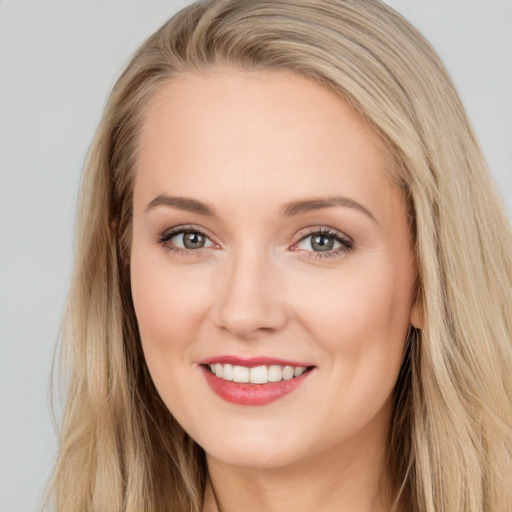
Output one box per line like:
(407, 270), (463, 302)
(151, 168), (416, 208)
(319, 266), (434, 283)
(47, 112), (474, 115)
(173, 231), (211, 249)
(158, 227), (215, 252)
(292, 228), (353, 257)
(297, 233), (340, 252)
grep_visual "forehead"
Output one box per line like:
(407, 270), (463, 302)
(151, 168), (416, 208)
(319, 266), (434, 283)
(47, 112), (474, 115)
(134, 69), (400, 225)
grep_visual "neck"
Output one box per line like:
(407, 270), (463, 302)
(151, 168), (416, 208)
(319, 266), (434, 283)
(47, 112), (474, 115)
(202, 412), (393, 512)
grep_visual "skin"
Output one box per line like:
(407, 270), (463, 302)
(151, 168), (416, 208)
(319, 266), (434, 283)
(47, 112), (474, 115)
(131, 69), (420, 512)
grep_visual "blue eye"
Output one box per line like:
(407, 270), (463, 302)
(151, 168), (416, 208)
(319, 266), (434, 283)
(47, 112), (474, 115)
(159, 228), (214, 252)
(297, 233), (341, 252)
(294, 228), (353, 257)
(157, 226), (352, 259)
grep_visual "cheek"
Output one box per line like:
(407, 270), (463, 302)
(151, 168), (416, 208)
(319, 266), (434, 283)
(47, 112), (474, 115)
(296, 262), (412, 349)
(292, 257), (413, 413)
(130, 249), (215, 419)
(130, 247), (212, 362)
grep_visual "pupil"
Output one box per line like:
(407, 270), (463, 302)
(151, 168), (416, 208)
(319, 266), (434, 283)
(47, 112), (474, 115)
(311, 235), (334, 252)
(184, 232), (205, 249)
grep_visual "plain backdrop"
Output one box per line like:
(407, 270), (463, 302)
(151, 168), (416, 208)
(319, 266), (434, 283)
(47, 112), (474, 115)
(0, 1), (511, 511)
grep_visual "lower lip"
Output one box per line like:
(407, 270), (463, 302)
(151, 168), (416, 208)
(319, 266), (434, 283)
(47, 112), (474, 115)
(200, 365), (313, 406)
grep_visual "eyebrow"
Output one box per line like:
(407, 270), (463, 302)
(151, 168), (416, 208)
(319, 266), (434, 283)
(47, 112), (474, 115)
(146, 194), (215, 216)
(145, 194), (376, 223)
(281, 197), (377, 222)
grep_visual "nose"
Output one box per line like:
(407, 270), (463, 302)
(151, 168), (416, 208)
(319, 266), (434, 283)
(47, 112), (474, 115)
(212, 249), (289, 339)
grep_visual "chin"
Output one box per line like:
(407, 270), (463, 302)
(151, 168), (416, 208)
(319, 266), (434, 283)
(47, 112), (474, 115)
(194, 423), (309, 469)
(205, 443), (302, 469)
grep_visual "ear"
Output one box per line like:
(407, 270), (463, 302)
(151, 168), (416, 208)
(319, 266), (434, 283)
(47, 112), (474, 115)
(410, 296), (423, 330)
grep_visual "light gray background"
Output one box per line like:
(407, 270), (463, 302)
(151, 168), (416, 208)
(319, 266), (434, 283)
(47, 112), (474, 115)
(0, 1), (511, 511)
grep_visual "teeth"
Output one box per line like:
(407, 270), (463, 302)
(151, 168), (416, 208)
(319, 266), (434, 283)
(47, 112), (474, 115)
(294, 366), (306, 377)
(268, 365), (283, 382)
(233, 365), (250, 383)
(282, 366), (294, 380)
(249, 365), (268, 384)
(208, 363), (308, 384)
(222, 363), (233, 381)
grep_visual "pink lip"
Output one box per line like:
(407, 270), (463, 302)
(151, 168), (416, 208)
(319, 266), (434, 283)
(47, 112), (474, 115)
(198, 358), (315, 406)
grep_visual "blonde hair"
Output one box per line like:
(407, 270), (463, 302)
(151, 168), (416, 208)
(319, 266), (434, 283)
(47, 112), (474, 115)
(45, 1), (512, 511)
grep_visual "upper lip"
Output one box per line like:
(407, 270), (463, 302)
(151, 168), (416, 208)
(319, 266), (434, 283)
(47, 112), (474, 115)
(197, 355), (314, 367)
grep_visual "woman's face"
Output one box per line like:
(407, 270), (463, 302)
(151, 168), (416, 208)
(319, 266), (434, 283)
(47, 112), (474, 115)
(131, 70), (419, 468)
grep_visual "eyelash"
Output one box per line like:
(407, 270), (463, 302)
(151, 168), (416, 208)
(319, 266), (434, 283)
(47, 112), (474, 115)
(157, 226), (354, 259)
(157, 225), (214, 258)
(294, 227), (354, 259)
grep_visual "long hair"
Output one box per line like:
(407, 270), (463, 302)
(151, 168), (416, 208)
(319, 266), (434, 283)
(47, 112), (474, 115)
(45, 1), (512, 511)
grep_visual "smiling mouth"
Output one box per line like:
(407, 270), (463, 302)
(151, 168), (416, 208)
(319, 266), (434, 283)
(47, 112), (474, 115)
(205, 363), (311, 384)
(200, 362), (315, 406)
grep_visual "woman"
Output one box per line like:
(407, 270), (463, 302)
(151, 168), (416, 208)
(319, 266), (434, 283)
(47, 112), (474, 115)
(45, 1), (512, 511)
